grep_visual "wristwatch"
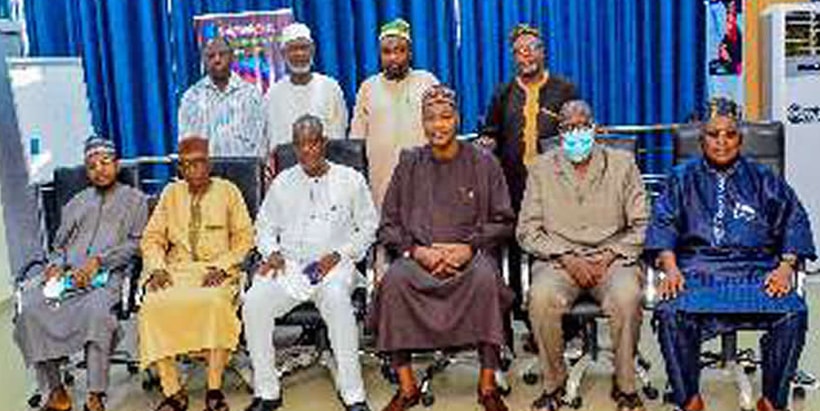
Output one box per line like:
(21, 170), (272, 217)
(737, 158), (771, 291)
(781, 253), (798, 269)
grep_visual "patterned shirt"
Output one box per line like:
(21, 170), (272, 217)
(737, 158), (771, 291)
(177, 73), (267, 157)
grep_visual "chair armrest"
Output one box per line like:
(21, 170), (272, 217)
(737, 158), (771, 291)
(15, 258), (48, 285)
(240, 248), (264, 292)
(520, 252), (532, 310)
(116, 256), (143, 319)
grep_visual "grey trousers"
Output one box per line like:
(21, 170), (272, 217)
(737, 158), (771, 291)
(528, 259), (643, 393)
(35, 341), (111, 394)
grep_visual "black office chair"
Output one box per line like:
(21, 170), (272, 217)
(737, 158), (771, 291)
(260, 139), (372, 382)
(209, 157), (266, 220)
(18, 163), (142, 408)
(660, 120), (813, 409)
(520, 137), (659, 409)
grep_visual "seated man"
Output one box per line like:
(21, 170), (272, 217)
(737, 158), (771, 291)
(371, 85), (516, 411)
(243, 114), (377, 411)
(139, 136), (254, 411)
(517, 100), (648, 411)
(14, 137), (148, 411)
(647, 98), (816, 411)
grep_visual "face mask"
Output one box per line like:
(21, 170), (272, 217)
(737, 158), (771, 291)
(561, 128), (595, 163)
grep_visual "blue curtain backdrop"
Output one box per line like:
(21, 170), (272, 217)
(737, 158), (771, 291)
(24, 0), (176, 158)
(24, 0), (704, 173)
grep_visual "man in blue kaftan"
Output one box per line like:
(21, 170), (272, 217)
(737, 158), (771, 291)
(645, 98), (816, 411)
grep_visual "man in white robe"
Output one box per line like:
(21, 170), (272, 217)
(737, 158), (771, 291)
(243, 114), (377, 411)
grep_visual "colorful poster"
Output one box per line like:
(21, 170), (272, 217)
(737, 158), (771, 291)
(194, 9), (294, 93)
(707, 0), (744, 104)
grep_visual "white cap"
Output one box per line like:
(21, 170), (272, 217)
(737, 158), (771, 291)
(281, 23), (312, 45)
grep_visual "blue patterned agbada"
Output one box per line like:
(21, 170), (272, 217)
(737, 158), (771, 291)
(645, 155), (816, 409)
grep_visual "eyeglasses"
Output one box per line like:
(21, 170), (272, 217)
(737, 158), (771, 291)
(85, 155), (115, 171)
(179, 157), (209, 170)
(513, 40), (544, 56)
(559, 122), (594, 133)
(704, 129), (739, 139)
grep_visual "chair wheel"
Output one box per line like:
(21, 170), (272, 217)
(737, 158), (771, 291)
(794, 386), (806, 399)
(643, 385), (659, 400)
(421, 392), (435, 407)
(127, 363), (139, 375)
(63, 372), (75, 386)
(27, 393), (42, 408)
(663, 389), (675, 404)
(523, 371), (539, 385)
(498, 384), (511, 396)
(568, 397), (582, 409)
(744, 365), (757, 375)
(500, 356), (513, 371)
(141, 370), (159, 391)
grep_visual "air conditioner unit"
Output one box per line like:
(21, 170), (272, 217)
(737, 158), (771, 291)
(762, 3), (820, 271)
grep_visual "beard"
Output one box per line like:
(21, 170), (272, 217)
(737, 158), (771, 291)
(517, 62), (542, 78)
(383, 63), (410, 81)
(286, 58), (313, 75)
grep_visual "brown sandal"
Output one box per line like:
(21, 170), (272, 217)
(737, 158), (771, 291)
(42, 385), (72, 411)
(155, 389), (188, 411)
(83, 392), (105, 411)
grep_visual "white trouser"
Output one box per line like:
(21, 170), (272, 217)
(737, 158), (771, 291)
(242, 258), (365, 404)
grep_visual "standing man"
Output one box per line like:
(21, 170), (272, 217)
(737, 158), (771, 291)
(14, 137), (148, 411)
(178, 36), (267, 158)
(244, 115), (377, 411)
(350, 18), (438, 208)
(480, 23), (577, 318)
(517, 101), (648, 411)
(265, 23), (348, 150)
(139, 136), (254, 411)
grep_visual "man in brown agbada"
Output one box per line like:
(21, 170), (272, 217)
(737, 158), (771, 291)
(517, 100), (648, 411)
(370, 85), (515, 411)
(138, 136), (254, 411)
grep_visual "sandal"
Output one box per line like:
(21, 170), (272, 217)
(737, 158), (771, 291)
(204, 389), (229, 411)
(531, 387), (564, 411)
(155, 389), (188, 411)
(83, 392), (105, 411)
(42, 385), (72, 411)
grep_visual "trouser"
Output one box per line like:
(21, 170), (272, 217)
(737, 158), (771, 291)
(242, 265), (365, 405)
(36, 340), (111, 394)
(656, 306), (807, 409)
(528, 259), (643, 393)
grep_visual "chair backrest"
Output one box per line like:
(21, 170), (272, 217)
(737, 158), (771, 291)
(674, 121), (785, 175)
(209, 156), (265, 219)
(274, 139), (369, 178)
(45, 164), (140, 247)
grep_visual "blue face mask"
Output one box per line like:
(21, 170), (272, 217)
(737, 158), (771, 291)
(561, 128), (595, 163)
